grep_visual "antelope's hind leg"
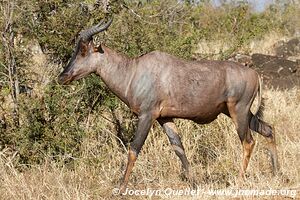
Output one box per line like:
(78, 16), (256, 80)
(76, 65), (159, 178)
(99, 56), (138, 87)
(158, 118), (193, 182)
(250, 114), (280, 175)
(265, 130), (280, 175)
(240, 131), (255, 179)
(227, 102), (255, 179)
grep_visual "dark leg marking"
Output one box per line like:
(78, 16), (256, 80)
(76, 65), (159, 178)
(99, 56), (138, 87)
(158, 118), (191, 180)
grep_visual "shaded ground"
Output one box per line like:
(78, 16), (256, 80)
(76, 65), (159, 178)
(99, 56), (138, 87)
(229, 37), (300, 89)
(275, 37), (300, 58)
(251, 53), (299, 89)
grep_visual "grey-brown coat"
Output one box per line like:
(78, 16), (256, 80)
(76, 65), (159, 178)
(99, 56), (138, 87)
(58, 19), (279, 192)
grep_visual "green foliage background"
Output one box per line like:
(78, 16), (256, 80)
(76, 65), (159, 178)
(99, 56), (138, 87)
(0, 0), (299, 167)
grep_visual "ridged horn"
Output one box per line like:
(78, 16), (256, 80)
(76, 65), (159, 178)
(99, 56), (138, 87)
(80, 17), (113, 41)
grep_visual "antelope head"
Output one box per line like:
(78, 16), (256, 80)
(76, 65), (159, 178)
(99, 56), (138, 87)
(58, 18), (113, 85)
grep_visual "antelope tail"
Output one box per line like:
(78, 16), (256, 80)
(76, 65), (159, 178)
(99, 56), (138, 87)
(250, 75), (272, 137)
(253, 74), (264, 119)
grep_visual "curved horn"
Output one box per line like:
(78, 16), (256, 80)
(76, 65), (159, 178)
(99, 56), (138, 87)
(80, 17), (113, 41)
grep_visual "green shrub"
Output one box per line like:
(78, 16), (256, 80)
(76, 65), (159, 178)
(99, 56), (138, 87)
(0, 0), (299, 167)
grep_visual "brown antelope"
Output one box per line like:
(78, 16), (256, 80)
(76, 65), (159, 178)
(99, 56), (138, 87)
(58, 18), (279, 192)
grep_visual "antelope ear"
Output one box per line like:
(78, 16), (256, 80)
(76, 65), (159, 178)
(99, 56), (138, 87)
(96, 44), (104, 54)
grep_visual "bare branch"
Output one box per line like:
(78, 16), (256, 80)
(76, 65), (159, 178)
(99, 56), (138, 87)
(0, 0), (20, 126)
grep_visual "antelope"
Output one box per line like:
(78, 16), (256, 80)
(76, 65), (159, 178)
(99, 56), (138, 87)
(58, 18), (279, 192)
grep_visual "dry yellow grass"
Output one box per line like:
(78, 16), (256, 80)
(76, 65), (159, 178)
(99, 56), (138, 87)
(0, 87), (299, 199)
(195, 31), (296, 60)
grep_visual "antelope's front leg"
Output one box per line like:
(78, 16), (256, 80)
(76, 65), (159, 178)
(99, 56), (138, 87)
(119, 113), (154, 193)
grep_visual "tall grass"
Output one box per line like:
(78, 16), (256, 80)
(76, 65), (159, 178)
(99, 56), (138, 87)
(0, 88), (299, 199)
